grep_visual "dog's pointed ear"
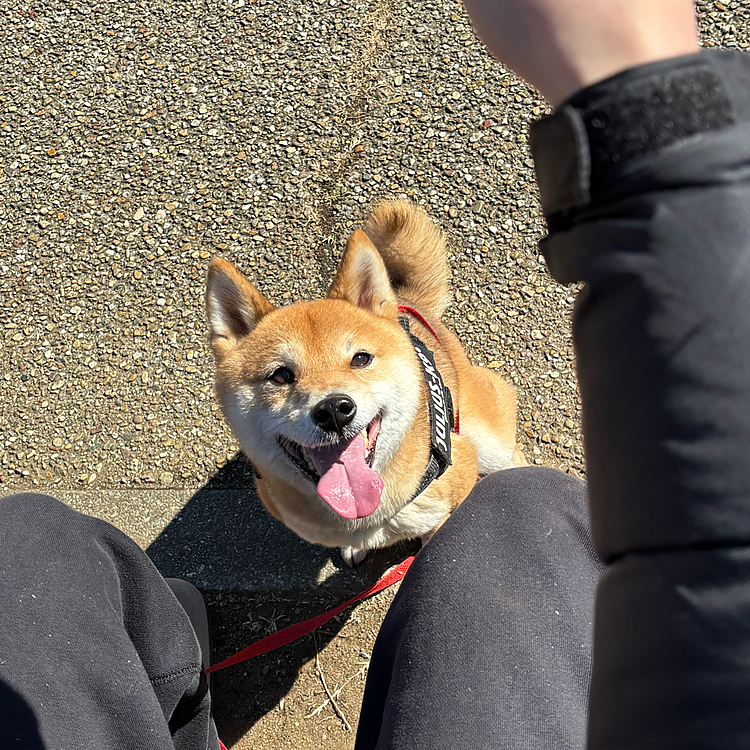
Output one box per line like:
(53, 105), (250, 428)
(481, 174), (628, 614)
(206, 257), (274, 361)
(327, 230), (398, 319)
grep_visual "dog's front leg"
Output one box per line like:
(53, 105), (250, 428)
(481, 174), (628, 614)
(340, 546), (368, 567)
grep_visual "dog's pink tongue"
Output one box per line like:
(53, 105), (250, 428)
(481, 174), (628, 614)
(310, 433), (383, 519)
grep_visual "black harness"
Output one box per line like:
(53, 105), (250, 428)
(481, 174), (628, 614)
(399, 314), (456, 499)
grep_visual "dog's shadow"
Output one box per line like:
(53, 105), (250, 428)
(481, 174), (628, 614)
(146, 454), (416, 746)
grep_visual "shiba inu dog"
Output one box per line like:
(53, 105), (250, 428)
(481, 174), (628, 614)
(206, 201), (521, 565)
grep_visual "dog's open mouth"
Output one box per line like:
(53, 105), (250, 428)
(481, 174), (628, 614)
(278, 414), (383, 520)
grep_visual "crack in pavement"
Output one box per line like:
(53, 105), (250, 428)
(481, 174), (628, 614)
(302, 0), (401, 276)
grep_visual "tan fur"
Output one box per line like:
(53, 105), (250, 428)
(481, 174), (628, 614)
(206, 201), (520, 563)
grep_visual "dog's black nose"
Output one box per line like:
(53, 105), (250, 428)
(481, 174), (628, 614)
(312, 395), (357, 436)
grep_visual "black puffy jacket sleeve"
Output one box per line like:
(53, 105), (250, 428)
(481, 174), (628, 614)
(529, 49), (750, 749)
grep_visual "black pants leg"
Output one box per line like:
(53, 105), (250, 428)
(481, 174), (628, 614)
(355, 467), (602, 750)
(0, 493), (219, 750)
(2, 470), (598, 750)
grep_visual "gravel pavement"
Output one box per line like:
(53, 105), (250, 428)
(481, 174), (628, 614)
(1, 0), (746, 745)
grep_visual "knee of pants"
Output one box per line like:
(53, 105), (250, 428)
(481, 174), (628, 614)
(458, 465), (587, 522)
(426, 466), (593, 560)
(0, 492), (88, 537)
(477, 465), (586, 499)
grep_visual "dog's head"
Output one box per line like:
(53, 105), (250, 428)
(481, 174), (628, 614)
(206, 230), (422, 522)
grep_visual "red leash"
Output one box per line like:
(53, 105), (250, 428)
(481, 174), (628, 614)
(211, 307), (445, 747)
(207, 309), (431, 679)
(210, 307), (446, 748)
(206, 556), (414, 674)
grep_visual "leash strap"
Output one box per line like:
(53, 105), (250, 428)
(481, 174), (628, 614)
(209, 305), (446, 743)
(397, 305), (459, 435)
(206, 556), (415, 674)
(207, 309), (448, 677)
(407, 331), (454, 470)
(397, 310), (455, 502)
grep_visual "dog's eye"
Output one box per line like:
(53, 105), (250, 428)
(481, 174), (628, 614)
(350, 351), (373, 369)
(269, 367), (295, 384)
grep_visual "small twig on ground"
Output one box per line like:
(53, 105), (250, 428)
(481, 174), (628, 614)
(305, 664), (368, 720)
(257, 608), (282, 635)
(311, 631), (353, 732)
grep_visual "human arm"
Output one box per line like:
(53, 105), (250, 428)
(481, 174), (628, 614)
(460, 1), (750, 746)
(462, 0), (699, 105)
(532, 50), (750, 748)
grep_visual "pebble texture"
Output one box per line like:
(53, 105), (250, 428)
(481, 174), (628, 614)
(2, 2), (745, 495)
(0, 0), (746, 745)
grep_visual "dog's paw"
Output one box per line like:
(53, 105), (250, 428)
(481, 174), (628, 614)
(340, 546), (368, 567)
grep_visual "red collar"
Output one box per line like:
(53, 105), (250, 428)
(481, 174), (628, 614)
(398, 304), (442, 344)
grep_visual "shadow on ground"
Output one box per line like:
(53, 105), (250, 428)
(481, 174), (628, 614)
(146, 454), (416, 746)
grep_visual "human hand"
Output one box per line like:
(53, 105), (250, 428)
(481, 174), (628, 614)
(461, 0), (699, 105)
